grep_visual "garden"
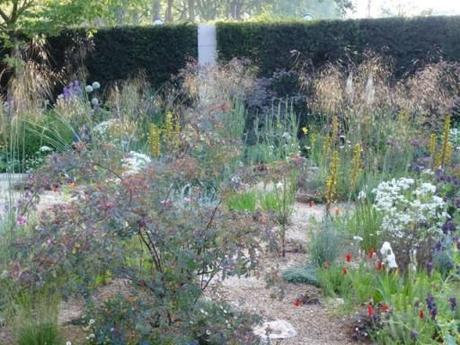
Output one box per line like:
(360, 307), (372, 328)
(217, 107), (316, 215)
(0, 16), (459, 345)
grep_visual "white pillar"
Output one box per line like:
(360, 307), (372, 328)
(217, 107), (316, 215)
(198, 24), (217, 66)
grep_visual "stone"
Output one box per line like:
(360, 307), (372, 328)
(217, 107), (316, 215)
(253, 319), (297, 343)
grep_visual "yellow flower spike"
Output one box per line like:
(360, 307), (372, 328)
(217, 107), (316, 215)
(429, 133), (437, 157)
(149, 123), (161, 157)
(350, 143), (363, 191)
(325, 150), (340, 213)
(437, 115), (452, 168)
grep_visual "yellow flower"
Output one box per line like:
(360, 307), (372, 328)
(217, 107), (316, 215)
(301, 126), (308, 135)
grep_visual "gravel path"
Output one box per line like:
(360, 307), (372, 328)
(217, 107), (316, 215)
(210, 202), (358, 345)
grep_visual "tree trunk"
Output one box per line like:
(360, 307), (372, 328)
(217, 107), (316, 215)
(152, 0), (161, 22)
(188, 0), (195, 21)
(165, 0), (174, 22)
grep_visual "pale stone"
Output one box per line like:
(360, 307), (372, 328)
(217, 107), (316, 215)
(253, 319), (297, 342)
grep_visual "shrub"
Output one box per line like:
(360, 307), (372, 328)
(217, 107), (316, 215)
(308, 220), (343, 268)
(217, 17), (460, 78)
(17, 322), (61, 345)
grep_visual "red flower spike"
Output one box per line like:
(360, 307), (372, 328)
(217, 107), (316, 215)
(342, 267), (348, 275)
(345, 253), (352, 263)
(418, 309), (425, 319)
(367, 304), (375, 317)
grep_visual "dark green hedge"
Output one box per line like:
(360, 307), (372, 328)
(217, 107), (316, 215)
(1, 25), (197, 91)
(217, 16), (460, 77)
(51, 25), (197, 88)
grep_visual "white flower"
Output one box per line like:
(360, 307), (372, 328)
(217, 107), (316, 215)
(91, 98), (99, 106)
(122, 151), (152, 176)
(85, 85), (94, 93)
(357, 190), (366, 200)
(39, 145), (53, 153)
(92, 81), (101, 90)
(88, 319), (95, 325)
(353, 236), (363, 242)
(66, 341), (72, 345)
(380, 242), (398, 269)
(282, 132), (292, 141)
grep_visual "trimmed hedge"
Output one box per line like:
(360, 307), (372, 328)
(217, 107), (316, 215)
(1, 25), (198, 90)
(216, 16), (460, 77)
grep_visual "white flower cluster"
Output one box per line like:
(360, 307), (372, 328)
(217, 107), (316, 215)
(373, 177), (447, 239)
(93, 119), (119, 136)
(450, 128), (460, 151)
(122, 151), (152, 175)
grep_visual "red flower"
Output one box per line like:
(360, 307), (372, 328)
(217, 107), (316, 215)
(367, 304), (375, 317)
(342, 267), (348, 275)
(345, 253), (352, 263)
(367, 249), (376, 259)
(375, 261), (384, 271)
(418, 309), (425, 319)
(293, 298), (302, 307)
(379, 303), (390, 313)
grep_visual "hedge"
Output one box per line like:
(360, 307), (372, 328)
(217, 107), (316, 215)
(1, 25), (198, 91)
(216, 16), (460, 77)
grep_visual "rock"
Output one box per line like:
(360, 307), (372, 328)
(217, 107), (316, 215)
(253, 319), (297, 343)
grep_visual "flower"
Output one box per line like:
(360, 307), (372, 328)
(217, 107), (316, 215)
(342, 267), (348, 275)
(426, 294), (437, 320)
(379, 303), (390, 313)
(39, 145), (53, 153)
(85, 85), (94, 93)
(16, 215), (27, 226)
(91, 97), (99, 106)
(448, 297), (457, 311)
(418, 309), (425, 319)
(66, 342), (72, 345)
(367, 304), (375, 317)
(301, 127), (308, 135)
(380, 242), (398, 269)
(293, 298), (302, 307)
(345, 253), (352, 263)
(375, 261), (384, 271)
(353, 236), (363, 242)
(92, 81), (101, 90)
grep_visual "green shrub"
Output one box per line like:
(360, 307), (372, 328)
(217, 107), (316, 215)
(226, 191), (257, 212)
(17, 321), (61, 345)
(282, 265), (320, 286)
(308, 221), (343, 268)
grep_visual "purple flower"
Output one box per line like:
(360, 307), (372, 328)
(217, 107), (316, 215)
(426, 261), (433, 276)
(410, 330), (418, 340)
(449, 297), (457, 312)
(442, 221), (456, 234)
(16, 215), (27, 226)
(426, 294), (437, 320)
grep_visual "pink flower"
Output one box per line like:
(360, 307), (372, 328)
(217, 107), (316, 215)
(16, 215), (27, 226)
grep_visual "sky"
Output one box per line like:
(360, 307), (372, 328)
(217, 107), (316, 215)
(349, 0), (460, 18)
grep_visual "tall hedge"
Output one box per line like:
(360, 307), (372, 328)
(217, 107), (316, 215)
(1, 25), (197, 91)
(216, 16), (460, 77)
